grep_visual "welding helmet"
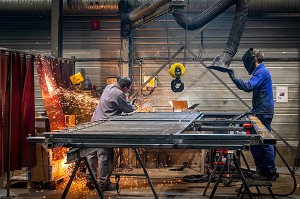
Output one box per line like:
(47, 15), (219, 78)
(242, 48), (256, 74)
(242, 48), (264, 75)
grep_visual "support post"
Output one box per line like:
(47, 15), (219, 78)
(51, 0), (63, 57)
(4, 51), (13, 199)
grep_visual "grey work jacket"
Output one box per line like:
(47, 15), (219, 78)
(91, 83), (134, 121)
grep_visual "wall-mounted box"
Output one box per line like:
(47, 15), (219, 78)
(106, 77), (118, 85)
(143, 76), (157, 88)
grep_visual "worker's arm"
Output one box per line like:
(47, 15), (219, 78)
(117, 93), (134, 113)
(229, 70), (265, 92)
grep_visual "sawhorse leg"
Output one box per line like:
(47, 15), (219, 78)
(233, 154), (253, 199)
(240, 151), (251, 171)
(134, 148), (159, 199)
(240, 151), (262, 194)
(203, 149), (224, 196)
(208, 156), (228, 199)
(61, 157), (105, 199)
(203, 150), (254, 199)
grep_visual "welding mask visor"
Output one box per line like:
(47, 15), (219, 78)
(242, 48), (256, 75)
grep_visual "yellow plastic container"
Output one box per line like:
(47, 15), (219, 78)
(65, 115), (76, 127)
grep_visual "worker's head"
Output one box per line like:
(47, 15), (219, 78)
(242, 48), (264, 75)
(118, 77), (132, 92)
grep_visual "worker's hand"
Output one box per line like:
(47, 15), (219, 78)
(228, 69), (236, 80)
(131, 97), (137, 105)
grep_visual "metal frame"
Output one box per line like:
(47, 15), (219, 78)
(27, 112), (276, 199)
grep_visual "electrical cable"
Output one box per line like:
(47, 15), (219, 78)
(250, 145), (297, 198)
(183, 173), (208, 183)
(293, 140), (300, 173)
(183, 0), (189, 68)
(232, 112), (297, 197)
(166, 0), (170, 68)
(271, 145), (297, 197)
(118, 38), (124, 77)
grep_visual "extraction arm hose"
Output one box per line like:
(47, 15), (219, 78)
(172, 0), (248, 68)
(171, 0), (236, 31)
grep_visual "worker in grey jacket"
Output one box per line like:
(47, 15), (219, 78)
(86, 77), (134, 190)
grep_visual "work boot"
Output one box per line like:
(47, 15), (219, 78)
(104, 182), (117, 191)
(99, 182), (117, 191)
(252, 172), (279, 181)
(86, 181), (96, 189)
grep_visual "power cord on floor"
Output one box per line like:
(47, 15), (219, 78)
(272, 145), (297, 197)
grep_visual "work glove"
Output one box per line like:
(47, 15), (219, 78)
(131, 97), (137, 105)
(228, 69), (236, 80)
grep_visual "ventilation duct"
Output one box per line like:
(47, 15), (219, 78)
(172, 0), (236, 30)
(0, 0), (299, 16)
(127, 0), (172, 22)
(171, 0), (247, 71)
(66, 0), (119, 15)
(119, 0), (173, 36)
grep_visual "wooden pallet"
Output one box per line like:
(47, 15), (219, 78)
(28, 178), (65, 190)
(3, 179), (28, 188)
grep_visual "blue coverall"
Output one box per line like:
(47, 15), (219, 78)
(231, 63), (277, 177)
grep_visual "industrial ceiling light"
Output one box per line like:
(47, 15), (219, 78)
(85, 1), (104, 10)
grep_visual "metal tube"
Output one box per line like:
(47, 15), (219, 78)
(6, 51), (12, 197)
(128, 0), (172, 22)
(134, 148), (158, 199)
(128, 32), (133, 79)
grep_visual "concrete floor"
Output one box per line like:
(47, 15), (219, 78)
(0, 167), (299, 199)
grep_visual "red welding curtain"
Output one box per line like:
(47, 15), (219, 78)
(0, 51), (36, 175)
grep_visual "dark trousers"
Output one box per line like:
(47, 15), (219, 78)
(86, 148), (114, 184)
(250, 114), (277, 176)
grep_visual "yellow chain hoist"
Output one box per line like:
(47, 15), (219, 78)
(168, 63), (185, 92)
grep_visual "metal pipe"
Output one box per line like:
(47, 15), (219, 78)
(6, 51), (12, 198)
(128, 0), (172, 22)
(128, 32), (133, 79)
(51, 0), (63, 57)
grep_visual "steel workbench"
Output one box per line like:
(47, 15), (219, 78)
(27, 112), (276, 199)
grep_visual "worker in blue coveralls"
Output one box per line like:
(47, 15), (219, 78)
(228, 48), (279, 181)
(86, 77), (134, 190)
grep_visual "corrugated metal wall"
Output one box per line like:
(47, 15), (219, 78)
(127, 13), (300, 142)
(0, 12), (299, 143)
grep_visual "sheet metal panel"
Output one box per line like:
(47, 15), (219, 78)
(48, 112), (201, 136)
